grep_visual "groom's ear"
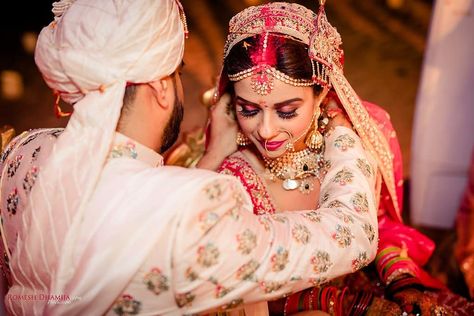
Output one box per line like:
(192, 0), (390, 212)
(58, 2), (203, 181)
(148, 77), (174, 110)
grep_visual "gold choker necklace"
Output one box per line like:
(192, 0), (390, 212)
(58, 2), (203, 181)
(263, 148), (326, 194)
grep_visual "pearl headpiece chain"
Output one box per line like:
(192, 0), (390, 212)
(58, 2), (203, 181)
(224, 2), (343, 95)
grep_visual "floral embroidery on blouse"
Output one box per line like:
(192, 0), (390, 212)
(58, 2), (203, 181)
(271, 246), (289, 271)
(332, 224), (354, 247)
(236, 260), (260, 281)
(259, 280), (284, 293)
(237, 229), (257, 255)
(7, 155), (22, 178)
(197, 243), (220, 267)
(334, 134), (356, 151)
(311, 250), (332, 274)
(292, 224), (311, 244)
(351, 252), (370, 272)
(356, 158), (373, 178)
(23, 166), (38, 194)
(143, 268), (169, 295)
(362, 223), (376, 242)
(6, 188), (19, 215)
(175, 292), (195, 308)
(333, 167), (354, 185)
(112, 294), (141, 315)
(351, 192), (369, 213)
(218, 155), (275, 215)
(302, 211), (322, 222)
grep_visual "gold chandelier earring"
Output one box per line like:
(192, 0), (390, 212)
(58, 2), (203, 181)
(305, 111), (324, 152)
(236, 131), (251, 146)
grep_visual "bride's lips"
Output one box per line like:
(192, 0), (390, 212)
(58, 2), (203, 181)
(260, 140), (285, 151)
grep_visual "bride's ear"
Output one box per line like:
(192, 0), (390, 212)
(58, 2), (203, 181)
(314, 86), (329, 107)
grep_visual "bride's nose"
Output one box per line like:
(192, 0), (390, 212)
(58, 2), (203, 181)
(257, 112), (278, 140)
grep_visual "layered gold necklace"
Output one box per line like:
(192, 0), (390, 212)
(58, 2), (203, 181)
(263, 148), (327, 194)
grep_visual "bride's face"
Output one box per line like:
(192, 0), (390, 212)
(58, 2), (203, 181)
(234, 76), (319, 158)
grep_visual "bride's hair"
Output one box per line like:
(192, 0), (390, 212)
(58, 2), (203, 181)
(223, 34), (324, 95)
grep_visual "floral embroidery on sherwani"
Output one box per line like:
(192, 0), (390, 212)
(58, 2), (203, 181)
(112, 294), (141, 315)
(327, 200), (344, 208)
(332, 224), (354, 247)
(236, 260), (260, 281)
(311, 250), (332, 274)
(31, 146), (41, 162)
(185, 267), (199, 282)
(321, 192), (330, 203)
(271, 214), (289, 223)
(303, 211), (322, 222)
(237, 229), (257, 255)
(7, 155), (22, 178)
(23, 166), (38, 193)
(309, 277), (328, 286)
(208, 277), (234, 298)
(292, 224), (311, 244)
(198, 210), (219, 232)
(257, 215), (271, 231)
(6, 188), (19, 215)
(218, 154), (275, 215)
(334, 209), (354, 224)
(222, 298), (244, 310)
(214, 283), (233, 298)
(259, 280), (284, 293)
(271, 246), (289, 271)
(356, 158), (373, 178)
(351, 252), (370, 272)
(143, 268), (169, 295)
(197, 243), (220, 267)
(175, 292), (195, 308)
(351, 192), (369, 213)
(362, 223), (376, 242)
(333, 167), (354, 185)
(334, 134), (355, 151)
(203, 181), (223, 200)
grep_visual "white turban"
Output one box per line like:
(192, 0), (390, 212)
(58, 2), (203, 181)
(8, 0), (185, 314)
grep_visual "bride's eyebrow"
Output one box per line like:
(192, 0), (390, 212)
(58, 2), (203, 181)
(235, 96), (260, 106)
(274, 98), (303, 108)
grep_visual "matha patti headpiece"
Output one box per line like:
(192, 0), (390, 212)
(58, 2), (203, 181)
(224, 1), (343, 95)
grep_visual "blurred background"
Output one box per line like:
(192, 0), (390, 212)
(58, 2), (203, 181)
(1, 0), (473, 296)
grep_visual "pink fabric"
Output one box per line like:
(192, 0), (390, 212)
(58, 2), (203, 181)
(361, 99), (442, 288)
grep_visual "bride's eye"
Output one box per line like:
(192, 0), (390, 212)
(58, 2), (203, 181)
(237, 104), (259, 117)
(277, 109), (298, 119)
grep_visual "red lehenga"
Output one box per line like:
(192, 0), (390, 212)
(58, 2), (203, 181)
(218, 98), (474, 315)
